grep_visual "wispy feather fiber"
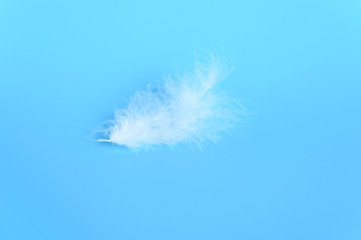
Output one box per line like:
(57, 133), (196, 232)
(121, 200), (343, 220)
(99, 57), (245, 150)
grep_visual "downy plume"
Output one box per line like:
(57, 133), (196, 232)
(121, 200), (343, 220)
(98, 55), (246, 150)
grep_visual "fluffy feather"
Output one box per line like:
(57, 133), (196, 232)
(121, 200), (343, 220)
(98, 56), (245, 150)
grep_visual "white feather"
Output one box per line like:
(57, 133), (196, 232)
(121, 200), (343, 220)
(99, 56), (245, 150)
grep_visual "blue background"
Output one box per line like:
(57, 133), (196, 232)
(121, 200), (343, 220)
(1, 0), (360, 239)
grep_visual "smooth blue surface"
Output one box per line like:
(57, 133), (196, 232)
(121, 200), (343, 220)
(1, 0), (361, 239)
